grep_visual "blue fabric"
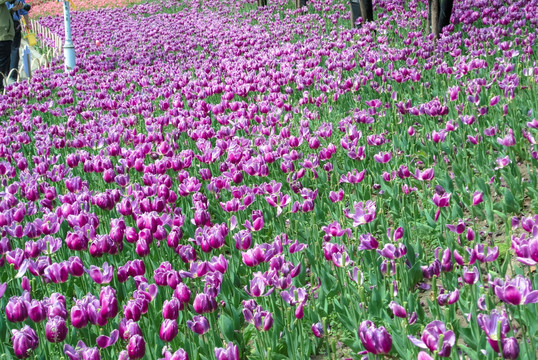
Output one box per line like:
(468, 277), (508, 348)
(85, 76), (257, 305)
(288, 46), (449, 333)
(5, 1), (28, 22)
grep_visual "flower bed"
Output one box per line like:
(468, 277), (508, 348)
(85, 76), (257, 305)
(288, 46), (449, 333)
(1, 0), (538, 359)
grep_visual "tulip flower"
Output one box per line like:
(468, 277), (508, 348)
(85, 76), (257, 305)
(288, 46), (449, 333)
(214, 342), (239, 360)
(477, 310), (510, 353)
(187, 315), (210, 335)
(472, 191), (483, 205)
(193, 292), (218, 314)
(408, 320), (455, 357)
(27, 299), (46, 323)
(358, 320), (392, 355)
(389, 301), (407, 318)
(64, 341), (101, 360)
(494, 275), (538, 305)
(160, 319), (178, 342)
(462, 266), (480, 285)
(119, 318), (142, 340)
(127, 335), (146, 359)
(6, 296), (28, 323)
(343, 200), (377, 227)
(0, 282), (6, 299)
(96, 330), (119, 348)
(11, 326), (39, 359)
(312, 322), (324, 338)
(160, 347), (189, 360)
(502, 337), (519, 359)
(45, 316), (68, 343)
(85, 262), (114, 284)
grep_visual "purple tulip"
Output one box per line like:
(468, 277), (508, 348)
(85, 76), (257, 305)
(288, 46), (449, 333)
(343, 200), (377, 227)
(462, 266), (480, 285)
(174, 283), (191, 304)
(68, 256), (85, 277)
(119, 318), (142, 340)
(312, 322), (324, 338)
(418, 351), (434, 360)
(437, 289), (459, 306)
(160, 347), (189, 360)
(6, 296), (28, 323)
(160, 319), (178, 342)
(358, 233), (379, 250)
(408, 320), (455, 357)
(187, 315), (210, 335)
(477, 309), (510, 353)
(99, 286), (118, 319)
(472, 191), (483, 206)
(11, 326), (39, 359)
(127, 335), (146, 359)
(192, 293), (217, 314)
(27, 299), (46, 323)
(214, 342), (239, 360)
(86, 262), (114, 284)
(494, 275), (538, 305)
(374, 151), (392, 163)
(96, 330), (119, 348)
(245, 272), (274, 297)
(358, 320), (392, 355)
(389, 301), (407, 318)
(45, 316), (68, 343)
(70, 305), (88, 328)
(64, 341), (100, 360)
(470, 244), (499, 263)
(502, 337), (519, 359)
(163, 298), (181, 319)
(0, 282), (6, 299)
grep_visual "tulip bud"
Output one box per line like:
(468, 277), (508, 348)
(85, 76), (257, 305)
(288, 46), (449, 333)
(27, 300), (46, 323)
(11, 326), (39, 359)
(160, 319), (178, 342)
(6, 296), (28, 323)
(186, 315), (210, 335)
(389, 301), (407, 318)
(45, 316), (68, 343)
(502, 337), (519, 359)
(70, 305), (88, 329)
(127, 335), (146, 359)
(163, 298), (180, 320)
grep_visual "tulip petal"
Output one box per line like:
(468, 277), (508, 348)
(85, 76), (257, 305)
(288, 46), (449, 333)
(408, 335), (428, 349)
(418, 351), (434, 360)
(524, 291), (538, 304)
(0, 283), (6, 299)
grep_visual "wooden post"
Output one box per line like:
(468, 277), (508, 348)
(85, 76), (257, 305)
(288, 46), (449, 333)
(430, 0), (440, 39)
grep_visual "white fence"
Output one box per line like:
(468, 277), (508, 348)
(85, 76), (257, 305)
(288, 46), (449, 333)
(1, 20), (62, 91)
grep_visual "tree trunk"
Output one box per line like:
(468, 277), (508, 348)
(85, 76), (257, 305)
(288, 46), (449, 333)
(364, 0), (373, 22)
(359, 0), (368, 23)
(257, 0), (267, 7)
(438, 0), (454, 33)
(430, 0), (440, 39)
(350, 0), (362, 28)
(427, 0), (432, 34)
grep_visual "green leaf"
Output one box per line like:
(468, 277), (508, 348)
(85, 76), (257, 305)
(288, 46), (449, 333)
(219, 314), (235, 342)
(408, 263), (423, 289)
(503, 189), (520, 213)
(341, 337), (363, 353)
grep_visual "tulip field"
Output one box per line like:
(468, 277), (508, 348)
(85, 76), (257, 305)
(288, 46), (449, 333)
(1, 0), (538, 358)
